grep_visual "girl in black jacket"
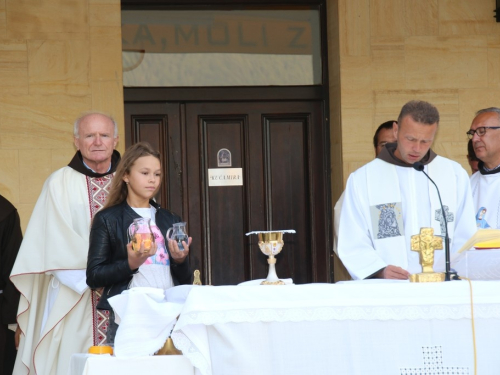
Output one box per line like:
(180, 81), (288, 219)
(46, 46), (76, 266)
(86, 142), (191, 344)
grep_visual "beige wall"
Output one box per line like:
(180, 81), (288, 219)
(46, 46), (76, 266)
(0, 0), (124, 231)
(331, 0), (500, 195)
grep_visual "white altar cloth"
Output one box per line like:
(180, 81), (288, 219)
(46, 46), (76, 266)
(453, 249), (500, 280)
(68, 353), (194, 375)
(109, 287), (183, 357)
(172, 281), (500, 375)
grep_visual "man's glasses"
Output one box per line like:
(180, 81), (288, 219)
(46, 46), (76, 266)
(466, 127), (500, 139)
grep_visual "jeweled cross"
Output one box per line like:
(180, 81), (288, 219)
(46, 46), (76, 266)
(410, 227), (443, 273)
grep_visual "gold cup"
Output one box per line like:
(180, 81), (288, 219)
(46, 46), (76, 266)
(257, 232), (285, 285)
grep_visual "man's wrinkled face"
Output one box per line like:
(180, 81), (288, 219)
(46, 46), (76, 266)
(375, 126), (397, 156)
(393, 115), (437, 165)
(74, 114), (118, 168)
(470, 112), (500, 168)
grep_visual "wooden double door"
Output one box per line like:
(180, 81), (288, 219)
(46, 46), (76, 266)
(125, 97), (331, 285)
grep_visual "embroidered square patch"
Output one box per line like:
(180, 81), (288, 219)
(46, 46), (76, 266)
(370, 202), (404, 239)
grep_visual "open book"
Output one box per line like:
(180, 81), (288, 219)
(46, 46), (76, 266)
(457, 229), (500, 253)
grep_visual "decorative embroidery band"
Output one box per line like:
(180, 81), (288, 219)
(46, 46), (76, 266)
(86, 174), (114, 346)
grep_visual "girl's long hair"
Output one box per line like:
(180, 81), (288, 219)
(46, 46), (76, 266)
(104, 142), (161, 209)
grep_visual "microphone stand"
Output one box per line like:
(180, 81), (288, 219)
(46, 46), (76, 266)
(412, 162), (459, 281)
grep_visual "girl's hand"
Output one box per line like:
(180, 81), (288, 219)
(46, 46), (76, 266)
(168, 237), (191, 264)
(127, 240), (157, 270)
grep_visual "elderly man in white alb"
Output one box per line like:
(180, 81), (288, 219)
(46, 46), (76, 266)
(338, 100), (476, 280)
(11, 112), (120, 375)
(468, 107), (500, 229)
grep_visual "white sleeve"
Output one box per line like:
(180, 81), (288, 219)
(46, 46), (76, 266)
(450, 166), (477, 256)
(333, 192), (345, 256)
(337, 172), (387, 280)
(52, 270), (88, 295)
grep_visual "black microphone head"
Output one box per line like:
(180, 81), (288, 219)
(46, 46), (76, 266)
(412, 162), (425, 171)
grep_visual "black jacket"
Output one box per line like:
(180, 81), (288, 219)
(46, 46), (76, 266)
(0, 195), (22, 324)
(86, 200), (191, 310)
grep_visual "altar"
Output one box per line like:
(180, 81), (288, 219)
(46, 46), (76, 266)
(171, 281), (500, 375)
(69, 354), (194, 375)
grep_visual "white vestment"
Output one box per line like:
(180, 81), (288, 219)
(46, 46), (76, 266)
(11, 166), (113, 375)
(333, 191), (345, 256)
(338, 156), (476, 280)
(470, 170), (500, 229)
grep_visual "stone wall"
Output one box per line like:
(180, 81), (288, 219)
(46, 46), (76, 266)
(0, 0), (124, 231)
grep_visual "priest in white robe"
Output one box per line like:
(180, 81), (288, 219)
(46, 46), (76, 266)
(468, 107), (500, 229)
(10, 112), (120, 375)
(333, 120), (397, 256)
(338, 100), (477, 280)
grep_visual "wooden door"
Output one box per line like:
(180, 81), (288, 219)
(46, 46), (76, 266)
(125, 99), (331, 285)
(124, 102), (186, 216)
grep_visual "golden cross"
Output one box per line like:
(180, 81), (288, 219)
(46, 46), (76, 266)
(410, 227), (443, 273)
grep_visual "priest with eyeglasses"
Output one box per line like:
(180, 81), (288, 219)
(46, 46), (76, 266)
(468, 107), (500, 229)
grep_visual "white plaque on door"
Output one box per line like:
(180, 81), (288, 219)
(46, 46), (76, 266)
(208, 168), (243, 186)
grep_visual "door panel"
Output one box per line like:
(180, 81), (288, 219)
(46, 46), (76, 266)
(265, 116), (311, 283)
(125, 99), (330, 285)
(185, 108), (252, 285)
(124, 103), (185, 218)
(203, 116), (248, 285)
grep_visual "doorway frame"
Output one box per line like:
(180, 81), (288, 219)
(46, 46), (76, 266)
(121, 0), (334, 282)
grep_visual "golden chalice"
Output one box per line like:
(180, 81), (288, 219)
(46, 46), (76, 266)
(246, 230), (295, 285)
(258, 232), (285, 285)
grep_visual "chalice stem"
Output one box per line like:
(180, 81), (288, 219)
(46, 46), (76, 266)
(266, 255), (279, 282)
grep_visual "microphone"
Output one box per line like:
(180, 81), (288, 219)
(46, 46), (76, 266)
(412, 162), (458, 281)
(413, 162), (425, 172)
